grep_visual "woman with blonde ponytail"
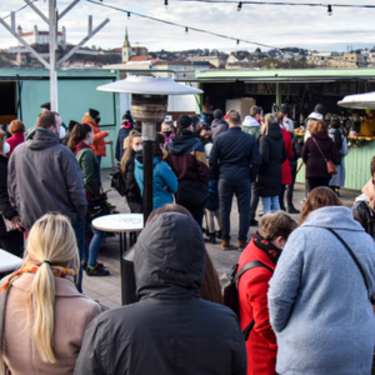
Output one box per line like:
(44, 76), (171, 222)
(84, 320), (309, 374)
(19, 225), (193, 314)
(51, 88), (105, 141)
(1, 213), (101, 374)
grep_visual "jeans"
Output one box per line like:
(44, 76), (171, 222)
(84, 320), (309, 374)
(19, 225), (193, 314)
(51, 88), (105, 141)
(85, 225), (106, 268)
(72, 218), (85, 293)
(262, 196), (280, 215)
(96, 156), (102, 167)
(219, 179), (251, 241)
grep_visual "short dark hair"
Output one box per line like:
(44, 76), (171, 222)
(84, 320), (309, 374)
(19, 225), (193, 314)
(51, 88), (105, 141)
(35, 111), (59, 129)
(228, 111), (241, 126)
(250, 105), (262, 117)
(371, 156), (375, 177)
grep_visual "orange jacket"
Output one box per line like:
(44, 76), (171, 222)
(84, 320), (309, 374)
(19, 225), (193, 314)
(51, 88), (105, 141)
(82, 113), (109, 157)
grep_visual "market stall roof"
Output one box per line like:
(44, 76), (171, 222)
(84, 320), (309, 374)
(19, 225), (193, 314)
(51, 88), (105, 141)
(96, 75), (203, 95)
(338, 91), (375, 110)
(195, 68), (375, 83)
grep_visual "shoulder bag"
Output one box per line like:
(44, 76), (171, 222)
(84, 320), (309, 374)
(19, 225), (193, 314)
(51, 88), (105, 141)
(311, 137), (337, 175)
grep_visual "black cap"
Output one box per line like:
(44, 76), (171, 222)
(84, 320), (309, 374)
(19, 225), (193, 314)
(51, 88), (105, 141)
(89, 108), (100, 119)
(214, 109), (223, 120)
(68, 120), (80, 132)
(281, 104), (290, 115)
(177, 114), (192, 128)
(314, 104), (325, 115)
(41, 102), (51, 110)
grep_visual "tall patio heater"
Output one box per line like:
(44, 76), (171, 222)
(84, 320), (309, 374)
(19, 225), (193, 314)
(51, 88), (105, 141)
(97, 75), (203, 222)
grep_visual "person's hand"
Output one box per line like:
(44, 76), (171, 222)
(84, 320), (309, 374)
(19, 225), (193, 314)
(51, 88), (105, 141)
(11, 216), (24, 232)
(163, 185), (168, 190)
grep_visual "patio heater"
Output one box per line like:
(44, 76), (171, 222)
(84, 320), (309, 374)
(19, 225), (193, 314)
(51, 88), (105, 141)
(97, 75), (203, 221)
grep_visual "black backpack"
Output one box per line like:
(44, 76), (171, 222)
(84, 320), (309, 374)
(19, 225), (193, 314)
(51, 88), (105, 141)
(111, 169), (127, 197)
(220, 261), (274, 341)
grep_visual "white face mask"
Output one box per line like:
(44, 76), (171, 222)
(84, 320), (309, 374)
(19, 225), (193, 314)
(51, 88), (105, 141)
(59, 125), (66, 139)
(3, 141), (10, 154)
(134, 145), (143, 152)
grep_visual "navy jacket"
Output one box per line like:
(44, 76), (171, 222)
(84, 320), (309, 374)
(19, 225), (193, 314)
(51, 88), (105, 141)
(209, 127), (261, 182)
(115, 123), (134, 162)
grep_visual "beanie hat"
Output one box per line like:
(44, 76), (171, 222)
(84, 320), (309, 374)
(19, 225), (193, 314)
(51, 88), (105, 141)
(68, 120), (80, 132)
(40, 102), (51, 111)
(214, 109), (223, 120)
(281, 104), (290, 115)
(123, 112), (132, 122)
(314, 104), (325, 115)
(89, 108), (100, 119)
(177, 114), (192, 128)
(330, 117), (341, 129)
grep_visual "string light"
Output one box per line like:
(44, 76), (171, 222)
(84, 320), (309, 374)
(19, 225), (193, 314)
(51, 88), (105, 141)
(237, 1), (242, 10)
(327, 4), (332, 15)
(185, 27), (189, 34)
(237, 39), (239, 45)
(127, 11), (131, 19)
(164, 0), (168, 8)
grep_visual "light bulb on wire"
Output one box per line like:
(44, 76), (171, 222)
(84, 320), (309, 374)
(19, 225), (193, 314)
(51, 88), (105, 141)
(165, 0), (168, 9)
(237, 39), (239, 45)
(237, 2), (242, 11)
(327, 4), (332, 16)
(185, 27), (188, 35)
(127, 11), (131, 19)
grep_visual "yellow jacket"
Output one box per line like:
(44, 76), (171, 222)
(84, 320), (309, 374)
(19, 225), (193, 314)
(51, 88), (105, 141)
(360, 116), (375, 136)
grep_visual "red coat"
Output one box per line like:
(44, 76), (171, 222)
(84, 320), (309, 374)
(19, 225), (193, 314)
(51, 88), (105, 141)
(237, 238), (277, 375)
(82, 113), (109, 157)
(281, 129), (293, 185)
(7, 131), (25, 156)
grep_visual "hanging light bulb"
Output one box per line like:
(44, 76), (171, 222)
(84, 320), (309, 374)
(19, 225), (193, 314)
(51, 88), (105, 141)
(165, 0), (168, 9)
(237, 2), (242, 11)
(185, 27), (188, 35)
(237, 39), (240, 45)
(327, 4), (332, 16)
(127, 11), (131, 19)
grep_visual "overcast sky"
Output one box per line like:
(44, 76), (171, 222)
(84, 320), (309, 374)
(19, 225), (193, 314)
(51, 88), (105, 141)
(0, 0), (375, 53)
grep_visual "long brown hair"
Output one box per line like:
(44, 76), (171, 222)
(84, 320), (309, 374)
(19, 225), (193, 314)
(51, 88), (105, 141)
(67, 123), (92, 152)
(146, 204), (223, 304)
(120, 130), (142, 180)
(299, 187), (342, 225)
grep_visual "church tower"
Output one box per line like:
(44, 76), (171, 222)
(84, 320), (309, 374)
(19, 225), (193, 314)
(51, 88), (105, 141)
(122, 27), (132, 63)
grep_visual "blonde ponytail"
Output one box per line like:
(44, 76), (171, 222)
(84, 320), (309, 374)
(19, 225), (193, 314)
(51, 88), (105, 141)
(24, 214), (79, 363)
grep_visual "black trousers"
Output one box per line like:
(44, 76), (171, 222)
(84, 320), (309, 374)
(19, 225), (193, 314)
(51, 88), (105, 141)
(308, 177), (331, 191)
(250, 183), (259, 220)
(127, 197), (143, 213)
(286, 163), (297, 208)
(178, 203), (205, 227)
(0, 230), (24, 257)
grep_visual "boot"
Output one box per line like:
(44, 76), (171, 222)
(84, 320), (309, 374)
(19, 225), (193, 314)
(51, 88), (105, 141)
(287, 206), (300, 214)
(221, 239), (230, 250)
(209, 232), (216, 244)
(216, 229), (222, 240)
(238, 240), (247, 251)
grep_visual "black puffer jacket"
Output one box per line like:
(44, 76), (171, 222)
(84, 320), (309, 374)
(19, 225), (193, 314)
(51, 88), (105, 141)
(74, 212), (247, 375)
(124, 151), (142, 202)
(352, 195), (375, 240)
(0, 155), (18, 236)
(254, 123), (287, 197)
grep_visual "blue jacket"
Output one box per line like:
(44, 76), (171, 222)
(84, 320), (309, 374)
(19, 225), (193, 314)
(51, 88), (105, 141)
(115, 124), (134, 162)
(209, 127), (261, 182)
(268, 206), (375, 375)
(134, 156), (178, 210)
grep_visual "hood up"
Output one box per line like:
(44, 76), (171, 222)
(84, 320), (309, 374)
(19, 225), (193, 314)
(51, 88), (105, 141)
(267, 122), (283, 140)
(302, 206), (365, 232)
(212, 118), (227, 129)
(134, 212), (206, 300)
(242, 115), (260, 127)
(26, 127), (60, 151)
(167, 131), (200, 156)
(307, 112), (324, 121)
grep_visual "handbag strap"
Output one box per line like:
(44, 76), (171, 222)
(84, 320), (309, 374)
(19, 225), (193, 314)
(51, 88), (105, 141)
(325, 228), (369, 296)
(311, 136), (328, 162)
(0, 285), (11, 375)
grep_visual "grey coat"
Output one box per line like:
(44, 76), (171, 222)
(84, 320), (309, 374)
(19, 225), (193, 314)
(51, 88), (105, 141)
(8, 128), (87, 230)
(329, 128), (348, 187)
(268, 206), (375, 375)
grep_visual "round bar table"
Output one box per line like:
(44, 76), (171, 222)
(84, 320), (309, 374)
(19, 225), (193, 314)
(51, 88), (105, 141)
(0, 249), (23, 274)
(92, 214), (144, 305)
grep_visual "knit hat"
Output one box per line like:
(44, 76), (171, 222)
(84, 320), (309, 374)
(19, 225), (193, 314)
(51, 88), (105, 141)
(281, 104), (290, 115)
(314, 104), (325, 115)
(89, 108), (100, 119)
(177, 114), (192, 128)
(68, 120), (80, 132)
(214, 109), (223, 120)
(330, 117), (341, 129)
(40, 102), (51, 110)
(123, 112), (132, 122)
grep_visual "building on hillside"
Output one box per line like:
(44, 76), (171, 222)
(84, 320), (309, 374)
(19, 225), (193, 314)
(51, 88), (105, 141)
(187, 55), (228, 69)
(152, 60), (211, 79)
(17, 25), (66, 48)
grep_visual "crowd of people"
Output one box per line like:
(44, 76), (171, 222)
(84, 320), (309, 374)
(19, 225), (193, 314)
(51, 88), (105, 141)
(0, 99), (375, 375)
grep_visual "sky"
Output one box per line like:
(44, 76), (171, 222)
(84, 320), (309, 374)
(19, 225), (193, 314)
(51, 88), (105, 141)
(0, 0), (375, 53)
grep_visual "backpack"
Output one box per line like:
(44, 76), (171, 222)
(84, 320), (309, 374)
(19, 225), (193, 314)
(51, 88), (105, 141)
(111, 169), (127, 197)
(220, 261), (274, 341)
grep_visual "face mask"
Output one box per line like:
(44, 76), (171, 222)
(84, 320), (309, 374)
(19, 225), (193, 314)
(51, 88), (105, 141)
(3, 141), (10, 154)
(59, 126), (66, 139)
(96, 117), (101, 124)
(163, 131), (172, 137)
(133, 145), (143, 152)
(204, 135), (211, 139)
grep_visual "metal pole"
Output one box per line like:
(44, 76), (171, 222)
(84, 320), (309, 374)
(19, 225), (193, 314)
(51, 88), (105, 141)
(142, 122), (155, 222)
(49, 0), (58, 111)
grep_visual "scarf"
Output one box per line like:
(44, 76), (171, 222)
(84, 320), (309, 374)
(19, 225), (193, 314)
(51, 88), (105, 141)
(122, 122), (133, 130)
(252, 232), (282, 265)
(363, 179), (375, 211)
(0, 262), (75, 292)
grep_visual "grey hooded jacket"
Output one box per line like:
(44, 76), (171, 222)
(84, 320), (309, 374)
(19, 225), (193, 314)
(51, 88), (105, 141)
(8, 128), (86, 230)
(74, 212), (247, 375)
